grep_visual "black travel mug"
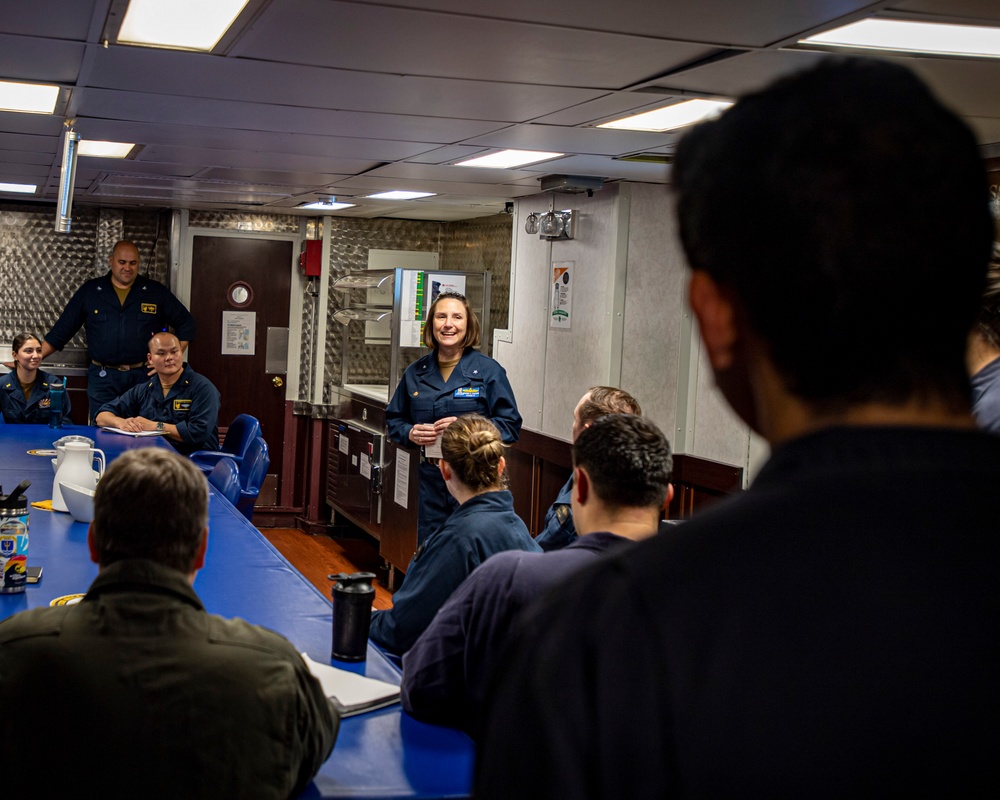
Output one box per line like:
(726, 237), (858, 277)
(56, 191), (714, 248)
(329, 572), (376, 661)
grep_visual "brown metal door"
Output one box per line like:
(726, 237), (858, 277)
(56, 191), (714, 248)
(188, 235), (292, 465)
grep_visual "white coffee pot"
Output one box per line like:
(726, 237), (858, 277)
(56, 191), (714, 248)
(52, 441), (105, 513)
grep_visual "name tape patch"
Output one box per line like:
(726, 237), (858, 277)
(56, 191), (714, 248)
(141, 303), (157, 314)
(453, 387), (481, 399)
(173, 399), (192, 412)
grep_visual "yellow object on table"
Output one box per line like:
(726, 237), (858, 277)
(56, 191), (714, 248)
(30, 500), (54, 511)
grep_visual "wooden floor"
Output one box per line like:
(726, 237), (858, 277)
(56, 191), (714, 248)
(262, 528), (394, 611)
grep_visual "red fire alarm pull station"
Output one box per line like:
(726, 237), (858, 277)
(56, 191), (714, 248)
(300, 240), (322, 276)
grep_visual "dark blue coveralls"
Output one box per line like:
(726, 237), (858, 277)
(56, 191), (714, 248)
(386, 348), (521, 545)
(0, 369), (72, 424)
(45, 273), (196, 421)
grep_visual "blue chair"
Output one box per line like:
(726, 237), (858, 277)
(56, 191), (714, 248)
(207, 458), (241, 506)
(236, 437), (270, 521)
(189, 414), (261, 474)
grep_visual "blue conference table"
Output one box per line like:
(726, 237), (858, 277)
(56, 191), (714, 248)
(0, 424), (474, 799)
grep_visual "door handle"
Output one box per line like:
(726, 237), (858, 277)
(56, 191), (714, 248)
(272, 376), (283, 388)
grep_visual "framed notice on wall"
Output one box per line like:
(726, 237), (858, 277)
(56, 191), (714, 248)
(221, 311), (256, 355)
(550, 261), (573, 330)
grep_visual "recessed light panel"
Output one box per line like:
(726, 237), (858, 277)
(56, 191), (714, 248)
(0, 81), (59, 114)
(800, 19), (1000, 58)
(366, 191), (437, 200)
(0, 183), (37, 194)
(598, 99), (733, 132)
(299, 201), (356, 211)
(118, 0), (251, 51)
(78, 141), (135, 159)
(455, 150), (564, 169)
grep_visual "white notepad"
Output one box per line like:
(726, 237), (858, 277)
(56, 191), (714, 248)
(301, 653), (401, 717)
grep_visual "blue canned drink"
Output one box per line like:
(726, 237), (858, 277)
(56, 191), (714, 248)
(0, 481), (31, 594)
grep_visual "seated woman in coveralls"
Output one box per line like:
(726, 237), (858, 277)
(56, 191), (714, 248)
(370, 414), (540, 655)
(386, 292), (521, 544)
(0, 333), (71, 424)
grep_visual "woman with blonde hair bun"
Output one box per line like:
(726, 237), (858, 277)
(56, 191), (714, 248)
(370, 414), (539, 656)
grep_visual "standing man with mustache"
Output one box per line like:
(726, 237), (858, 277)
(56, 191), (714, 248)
(41, 239), (196, 422)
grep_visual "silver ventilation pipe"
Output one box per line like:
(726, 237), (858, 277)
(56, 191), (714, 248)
(55, 128), (80, 233)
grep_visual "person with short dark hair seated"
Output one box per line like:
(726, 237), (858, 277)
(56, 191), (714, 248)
(96, 331), (220, 455)
(0, 448), (338, 798)
(0, 333), (71, 424)
(402, 413), (673, 737)
(535, 385), (643, 551)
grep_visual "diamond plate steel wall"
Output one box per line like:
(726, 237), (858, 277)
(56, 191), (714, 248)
(0, 203), (171, 355)
(441, 214), (513, 350)
(318, 214), (513, 397)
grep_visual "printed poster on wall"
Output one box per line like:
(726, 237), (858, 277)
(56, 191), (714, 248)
(550, 261), (573, 330)
(221, 311), (256, 355)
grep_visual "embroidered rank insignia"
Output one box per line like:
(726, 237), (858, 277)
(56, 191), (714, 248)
(141, 303), (157, 314)
(454, 387), (481, 399)
(173, 399), (192, 411)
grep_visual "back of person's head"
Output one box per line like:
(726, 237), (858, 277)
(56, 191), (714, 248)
(577, 386), (642, 427)
(974, 243), (1000, 351)
(92, 448), (208, 572)
(573, 414), (673, 509)
(674, 57), (994, 412)
(440, 414), (505, 492)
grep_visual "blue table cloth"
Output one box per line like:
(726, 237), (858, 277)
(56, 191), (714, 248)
(0, 424), (474, 799)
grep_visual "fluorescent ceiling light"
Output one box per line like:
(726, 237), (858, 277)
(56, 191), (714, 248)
(0, 183), (37, 194)
(78, 141), (135, 159)
(118, 0), (251, 51)
(300, 201), (355, 211)
(0, 80), (59, 114)
(366, 190), (437, 200)
(455, 150), (564, 169)
(599, 99), (733, 132)
(800, 18), (1000, 58)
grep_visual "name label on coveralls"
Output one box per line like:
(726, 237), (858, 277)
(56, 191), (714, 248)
(141, 303), (157, 314)
(173, 399), (192, 412)
(453, 387), (481, 399)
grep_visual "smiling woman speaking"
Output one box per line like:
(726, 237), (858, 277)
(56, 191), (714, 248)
(386, 292), (521, 545)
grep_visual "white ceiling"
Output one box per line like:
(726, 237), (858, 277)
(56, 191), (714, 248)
(1, 0), (998, 222)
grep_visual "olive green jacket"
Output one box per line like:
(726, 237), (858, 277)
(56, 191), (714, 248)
(0, 558), (339, 799)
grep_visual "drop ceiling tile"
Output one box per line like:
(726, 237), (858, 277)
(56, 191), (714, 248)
(85, 47), (606, 123)
(355, 0), (881, 47)
(461, 124), (676, 156)
(78, 88), (509, 143)
(238, 0), (717, 90)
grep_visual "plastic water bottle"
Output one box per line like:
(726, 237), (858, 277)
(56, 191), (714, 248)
(48, 378), (65, 429)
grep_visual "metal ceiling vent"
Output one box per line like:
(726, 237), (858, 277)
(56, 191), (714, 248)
(538, 175), (605, 195)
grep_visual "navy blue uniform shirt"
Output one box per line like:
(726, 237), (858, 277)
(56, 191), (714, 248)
(402, 532), (634, 736)
(97, 364), (220, 455)
(0, 369), (71, 424)
(45, 273), (195, 366)
(386, 348), (522, 544)
(369, 490), (539, 656)
(534, 474), (577, 551)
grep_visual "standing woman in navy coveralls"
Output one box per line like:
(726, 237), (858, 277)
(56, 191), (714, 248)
(0, 333), (71, 424)
(386, 292), (521, 544)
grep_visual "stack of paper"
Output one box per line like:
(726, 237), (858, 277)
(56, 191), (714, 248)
(301, 653), (401, 717)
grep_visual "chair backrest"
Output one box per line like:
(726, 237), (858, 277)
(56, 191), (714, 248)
(236, 437), (270, 520)
(221, 414), (261, 458)
(207, 458), (241, 506)
(240, 437), (270, 493)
